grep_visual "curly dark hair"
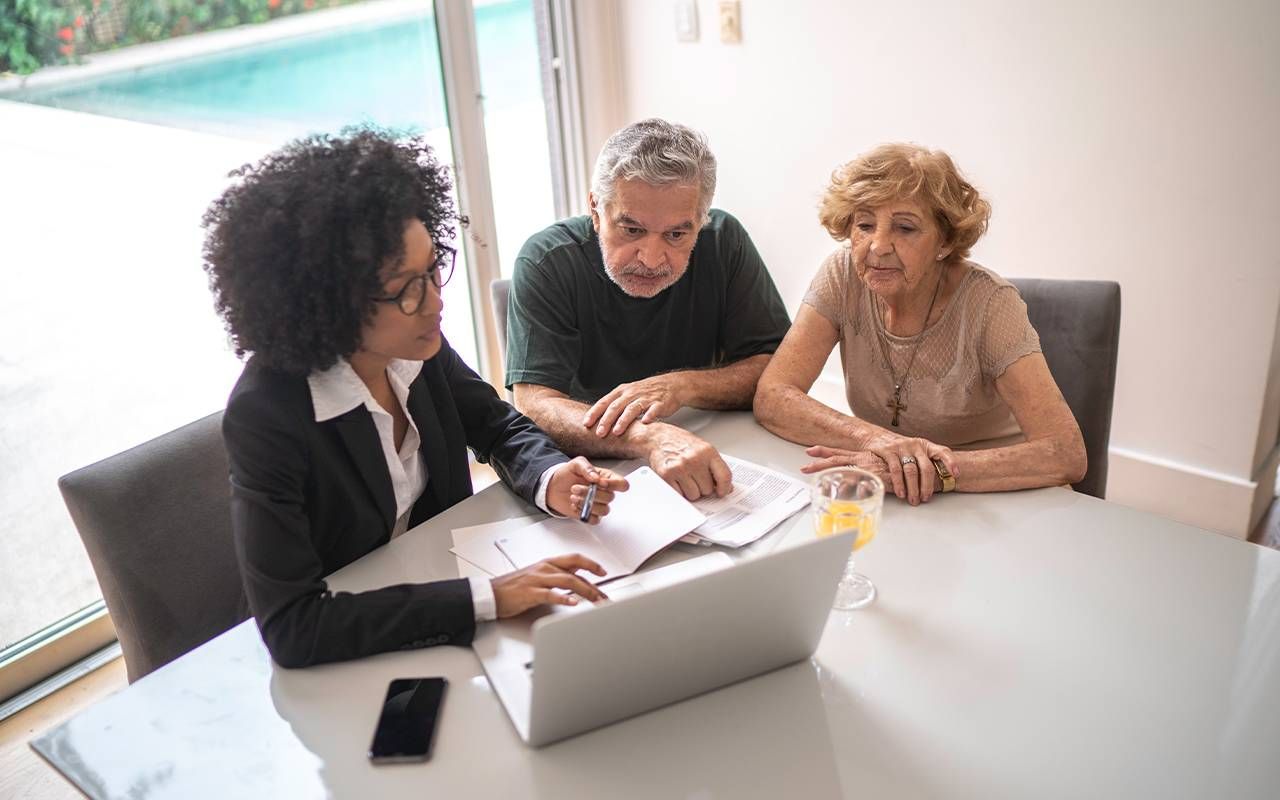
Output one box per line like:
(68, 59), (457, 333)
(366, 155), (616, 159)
(202, 127), (456, 376)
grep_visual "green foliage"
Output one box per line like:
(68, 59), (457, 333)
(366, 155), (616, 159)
(1, 0), (76, 74)
(1, 0), (362, 76)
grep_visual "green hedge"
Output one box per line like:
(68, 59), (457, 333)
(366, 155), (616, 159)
(1, 0), (361, 76)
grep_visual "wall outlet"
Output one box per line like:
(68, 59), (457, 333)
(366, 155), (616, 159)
(718, 0), (741, 44)
(675, 0), (699, 43)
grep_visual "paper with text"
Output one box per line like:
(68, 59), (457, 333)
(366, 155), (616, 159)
(690, 455), (811, 547)
(494, 467), (705, 582)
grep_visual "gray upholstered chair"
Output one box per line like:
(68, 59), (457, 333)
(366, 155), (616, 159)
(58, 411), (248, 682)
(1009, 278), (1121, 499)
(491, 278), (511, 357)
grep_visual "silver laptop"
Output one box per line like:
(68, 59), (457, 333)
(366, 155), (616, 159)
(473, 532), (853, 746)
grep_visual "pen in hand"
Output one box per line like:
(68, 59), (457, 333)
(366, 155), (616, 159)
(579, 482), (598, 523)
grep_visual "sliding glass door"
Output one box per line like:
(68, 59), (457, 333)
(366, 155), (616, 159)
(0, 0), (560, 703)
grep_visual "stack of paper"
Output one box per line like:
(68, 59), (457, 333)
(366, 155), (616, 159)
(450, 515), (538, 577)
(496, 467), (705, 582)
(451, 456), (812, 584)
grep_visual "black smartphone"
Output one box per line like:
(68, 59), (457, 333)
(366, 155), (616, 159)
(368, 677), (447, 764)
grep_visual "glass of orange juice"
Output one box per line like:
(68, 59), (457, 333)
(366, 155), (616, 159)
(812, 467), (884, 610)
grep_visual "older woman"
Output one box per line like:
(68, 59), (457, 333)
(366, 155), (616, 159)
(754, 143), (1086, 505)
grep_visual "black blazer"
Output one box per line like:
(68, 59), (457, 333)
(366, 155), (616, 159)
(222, 339), (566, 668)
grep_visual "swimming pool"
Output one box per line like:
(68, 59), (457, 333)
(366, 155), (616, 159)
(13, 0), (539, 144)
(6, 0), (556, 378)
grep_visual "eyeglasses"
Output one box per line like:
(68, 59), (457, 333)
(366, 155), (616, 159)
(372, 245), (457, 315)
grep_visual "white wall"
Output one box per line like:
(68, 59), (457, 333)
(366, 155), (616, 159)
(582, 0), (1280, 536)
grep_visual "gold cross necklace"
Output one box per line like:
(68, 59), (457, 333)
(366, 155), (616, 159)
(876, 267), (946, 427)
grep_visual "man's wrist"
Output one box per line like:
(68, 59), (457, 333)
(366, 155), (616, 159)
(628, 417), (676, 452)
(663, 372), (693, 408)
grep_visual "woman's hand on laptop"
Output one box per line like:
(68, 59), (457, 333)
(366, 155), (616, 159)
(492, 555), (609, 617)
(545, 457), (629, 524)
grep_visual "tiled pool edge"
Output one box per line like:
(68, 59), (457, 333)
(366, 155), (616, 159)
(0, 0), (426, 97)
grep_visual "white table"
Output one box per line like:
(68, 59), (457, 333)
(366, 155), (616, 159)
(32, 412), (1280, 799)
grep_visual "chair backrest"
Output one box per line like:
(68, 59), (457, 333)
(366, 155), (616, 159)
(1008, 278), (1121, 499)
(491, 278), (511, 359)
(58, 411), (247, 682)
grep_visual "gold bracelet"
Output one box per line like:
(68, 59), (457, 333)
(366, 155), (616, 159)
(931, 457), (956, 493)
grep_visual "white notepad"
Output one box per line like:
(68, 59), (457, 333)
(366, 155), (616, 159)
(494, 466), (706, 582)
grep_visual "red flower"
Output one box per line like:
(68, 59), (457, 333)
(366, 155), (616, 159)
(75, 15), (85, 28)
(60, 43), (74, 56)
(268, 0), (280, 7)
(304, 0), (315, 8)
(58, 26), (74, 41)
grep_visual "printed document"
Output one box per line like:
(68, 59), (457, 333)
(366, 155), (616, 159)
(491, 456), (810, 581)
(689, 455), (811, 547)
(495, 466), (705, 582)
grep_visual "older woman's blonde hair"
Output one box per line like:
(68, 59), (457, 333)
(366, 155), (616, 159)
(818, 143), (991, 261)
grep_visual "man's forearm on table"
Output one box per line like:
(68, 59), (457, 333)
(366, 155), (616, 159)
(670, 354), (772, 410)
(520, 394), (667, 459)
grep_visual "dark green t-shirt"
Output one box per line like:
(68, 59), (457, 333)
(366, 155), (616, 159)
(505, 209), (791, 402)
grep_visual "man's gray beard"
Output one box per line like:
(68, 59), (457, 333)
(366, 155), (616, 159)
(597, 240), (694, 298)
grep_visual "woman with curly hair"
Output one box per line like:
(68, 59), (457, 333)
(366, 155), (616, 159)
(204, 128), (627, 668)
(754, 143), (1086, 505)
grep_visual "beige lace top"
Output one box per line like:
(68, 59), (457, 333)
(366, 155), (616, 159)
(803, 248), (1041, 450)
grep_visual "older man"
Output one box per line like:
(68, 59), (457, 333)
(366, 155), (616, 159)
(506, 119), (791, 500)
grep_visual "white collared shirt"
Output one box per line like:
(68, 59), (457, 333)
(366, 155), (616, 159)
(308, 358), (561, 623)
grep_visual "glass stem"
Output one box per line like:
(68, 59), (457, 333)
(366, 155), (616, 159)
(842, 554), (858, 581)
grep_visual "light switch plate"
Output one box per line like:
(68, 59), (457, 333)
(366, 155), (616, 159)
(718, 0), (741, 44)
(675, 0), (699, 43)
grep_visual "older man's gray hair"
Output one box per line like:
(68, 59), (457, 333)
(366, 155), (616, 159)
(590, 118), (718, 227)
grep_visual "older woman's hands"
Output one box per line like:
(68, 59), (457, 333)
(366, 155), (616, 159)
(801, 446), (891, 482)
(802, 436), (960, 506)
(864, 433), (959, 505)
